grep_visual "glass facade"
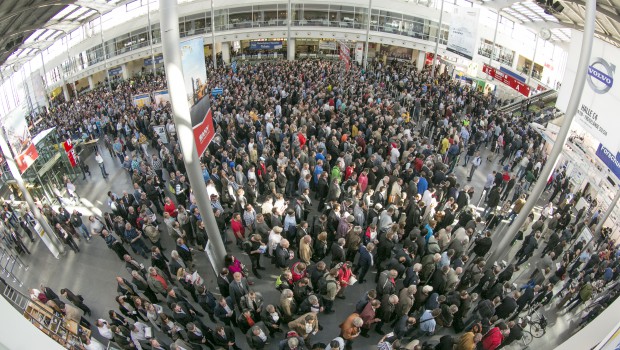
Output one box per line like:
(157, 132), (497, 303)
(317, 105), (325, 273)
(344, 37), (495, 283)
(57, 2), (450, 84)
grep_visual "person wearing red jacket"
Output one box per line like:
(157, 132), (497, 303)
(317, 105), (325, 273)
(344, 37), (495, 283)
(482, 322), (510, 350)
(230, 213), (245, 247)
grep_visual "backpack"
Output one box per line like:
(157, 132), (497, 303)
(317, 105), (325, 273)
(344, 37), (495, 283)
(317, 273), (336, 295)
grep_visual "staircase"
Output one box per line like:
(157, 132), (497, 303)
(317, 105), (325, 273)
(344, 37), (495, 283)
(498, 89), (557, 114)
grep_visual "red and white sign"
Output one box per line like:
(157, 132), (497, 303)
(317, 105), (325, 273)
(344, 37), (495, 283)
(482, 64), (531, 97)
(190, 95), (215, 156)
(63, 140), (77, 167)
(15, 143), (39, 173)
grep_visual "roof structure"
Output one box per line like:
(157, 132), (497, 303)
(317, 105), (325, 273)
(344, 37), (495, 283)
(0, 0), (123, 76)
(481, 0), (620, 47)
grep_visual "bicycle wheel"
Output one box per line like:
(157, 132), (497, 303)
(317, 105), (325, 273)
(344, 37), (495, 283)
(522, 331), (534, 346)
(531, 323), (545, 338)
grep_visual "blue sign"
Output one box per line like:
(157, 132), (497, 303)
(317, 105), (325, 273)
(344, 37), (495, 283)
(108, 66), (122, 76)
(596, 144), (620, 180)
(499, 67), (526, 83)
(212, 88), (223, 97)
(144, 54), (164, 66)
(249, 41), (283, 50)
(231, 61), (237, 73)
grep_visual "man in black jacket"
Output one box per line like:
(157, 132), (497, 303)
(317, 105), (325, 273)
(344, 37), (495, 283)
(330, 238), (346, 268)
(495, 290), (519, 319)
(471, 230), (493, 261)
(275, 239), (292, 268)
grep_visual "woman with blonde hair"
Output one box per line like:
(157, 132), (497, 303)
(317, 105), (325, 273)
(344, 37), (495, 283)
(279, 289), (297, 323)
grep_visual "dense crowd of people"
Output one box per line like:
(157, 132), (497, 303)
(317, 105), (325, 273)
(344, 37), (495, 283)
(2, 56), (618, 350)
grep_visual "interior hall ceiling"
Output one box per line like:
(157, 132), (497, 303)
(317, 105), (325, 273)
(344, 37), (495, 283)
(482, 0), (620, 47)
(0, 0), (125, 76)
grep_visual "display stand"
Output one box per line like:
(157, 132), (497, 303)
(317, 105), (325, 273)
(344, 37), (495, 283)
(23, 300), (90, 349)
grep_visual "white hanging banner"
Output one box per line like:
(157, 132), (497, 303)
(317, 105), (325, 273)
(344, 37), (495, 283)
(446, 7), (480, 60)
(355, 42), (364, 65)
(556, 30), (620, 154)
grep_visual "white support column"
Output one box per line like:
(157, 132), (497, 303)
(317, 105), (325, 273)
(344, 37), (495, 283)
(88, 76), (95, 90)
(121, 64), (129, 80)
(287, 38), (296, 61)
(62, 84), (70, 101)
(221, 42), (230, 65)
(417, 51), (425, 72)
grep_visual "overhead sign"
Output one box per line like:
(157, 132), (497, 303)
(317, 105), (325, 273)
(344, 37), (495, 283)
(446, 7), (480, 60)
(319, 41), (337, 51)
(483, 64), (531, 97)
(499, 66), (526, 83)
(144, 54), (164, 66)
(596, 144), (620, 180)
(556, 30), (620, 154)
(108, 66), (122, 76)
(249, 41), (283, 50)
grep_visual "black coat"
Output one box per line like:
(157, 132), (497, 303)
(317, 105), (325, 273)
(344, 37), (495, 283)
(275, 245), (290, 268)
(217, 274), (232, 298)
(495, 296), (518, 319)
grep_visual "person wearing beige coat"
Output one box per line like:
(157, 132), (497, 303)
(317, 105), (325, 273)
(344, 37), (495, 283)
(298, 235), (313, 264)
(396, 285), (416, 318)
(288, 312), (319, 341)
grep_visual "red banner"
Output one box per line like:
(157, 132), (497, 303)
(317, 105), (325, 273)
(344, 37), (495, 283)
(190, 96), (215, 156)
(63, 140), (77, 167)
(483, 64), (531, 97)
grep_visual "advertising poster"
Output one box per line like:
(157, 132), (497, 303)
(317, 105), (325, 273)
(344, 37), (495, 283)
(153, 90), (170, 105)
(556, 30), (620, 154)
(180, 37), (208, 106)
(180, 37), (213, 156)
(132, 93), (151, 108)
(446, 7), (480, 60)
(0, 106), (38, 173)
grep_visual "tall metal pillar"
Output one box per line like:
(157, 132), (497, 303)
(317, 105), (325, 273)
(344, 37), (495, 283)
(527, 35), (539, 84)
(98, 10), (113, 92)
(160, 0), (227, 273)
(210, 0), (216, 69)
(363, 0), (372, 69)
(502, 0), (597, 246)
(431, 0), (445, 79)
(0, 131), (65, 258)
(594, 190), (620, 238)
(147, 0), (157, 76)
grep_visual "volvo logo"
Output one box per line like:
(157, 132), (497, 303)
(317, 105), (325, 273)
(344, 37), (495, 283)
(587, 57), (615, 94)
